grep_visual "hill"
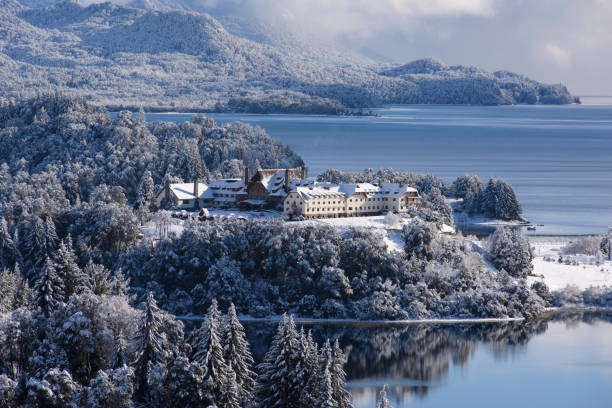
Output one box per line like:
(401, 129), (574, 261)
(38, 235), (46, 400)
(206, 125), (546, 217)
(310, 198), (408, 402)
(1, 1), (576, 112)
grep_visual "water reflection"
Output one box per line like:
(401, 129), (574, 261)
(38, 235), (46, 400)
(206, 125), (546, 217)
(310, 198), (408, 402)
(241, 312), (612, 407)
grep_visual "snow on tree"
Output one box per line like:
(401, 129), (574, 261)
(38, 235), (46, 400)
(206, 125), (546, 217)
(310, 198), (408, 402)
(331, 339), (352, 408)
(601, 227), (612, 260)
(0, 266), (31, 313)
(164, 353), (207, 407)
(316, 364), (337, 408)
(54, 236), (86, 300)
(132, 292), (176, 404)
(452, 174), (484, 200)
(376, 385), (393, 408)
(137, 169), (155, 210)
(0, 374), (18, 408)
(34, 257), (65, 317)
(0, 217), (22, 271)
(26, 368), (80, 408)
(402, 220), (439, 261)
(487, 227), (533, 278)
(222, 303), (256, 405)
(254, 314), (303, 408)
(189, 299), (228, 405)
(219, 370), (242, 408)
(79, 366), (134, 408)
(423, 187), (452, 224)
(479, 178), (522, 220)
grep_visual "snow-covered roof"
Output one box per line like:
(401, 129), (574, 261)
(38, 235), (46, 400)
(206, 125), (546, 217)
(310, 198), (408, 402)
(292, 185), (345, 201)
(252, 169), (303, 195)
(339, 183), (379, 197)
(208, 178), (246, 190)
(375, 183), (419, 198)
(288, 182), (420, 202)
(168, 183), (208, 200)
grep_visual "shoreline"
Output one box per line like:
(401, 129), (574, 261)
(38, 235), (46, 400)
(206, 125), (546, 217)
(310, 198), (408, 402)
(176, 307), (612, 326)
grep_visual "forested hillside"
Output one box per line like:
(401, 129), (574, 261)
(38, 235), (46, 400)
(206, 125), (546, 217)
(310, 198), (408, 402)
(0, 94), (302, 221)
(1, 0), (576, 112)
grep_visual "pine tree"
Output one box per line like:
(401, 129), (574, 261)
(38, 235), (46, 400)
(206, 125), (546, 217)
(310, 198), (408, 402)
(34, 257), (65, 317)
(376, 385), (392, 408)
(0, 217), (22, 270)
(298, 329), (320, 406)
(164, 353), (206, 407)
(20, 216), (58, 281)
(219, 370), (241, 408)
(54, 236), (86, 300)
(254, 314), (303, 408)
(189, 299), (227, 405)
(137, 170), (155, 210)
(316, 365), (336, 408)
(0, 266), (30, 313)
(133, 292), (170, 404)
(222, 303), (256, 405)
(487, 226), (533, 278)
(331, 339), (352, 408)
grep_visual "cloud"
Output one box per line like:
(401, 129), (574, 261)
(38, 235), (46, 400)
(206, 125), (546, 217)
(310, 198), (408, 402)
(541, 43), (571, 68)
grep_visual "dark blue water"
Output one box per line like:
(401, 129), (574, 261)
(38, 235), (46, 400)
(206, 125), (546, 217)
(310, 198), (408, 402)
(240, 313), (612, 408)
(145, 103), (612, 235)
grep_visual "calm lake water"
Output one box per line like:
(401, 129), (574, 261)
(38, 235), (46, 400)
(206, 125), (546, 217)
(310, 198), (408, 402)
(144, 100), (612, 235)
(241, 313), (612, 408)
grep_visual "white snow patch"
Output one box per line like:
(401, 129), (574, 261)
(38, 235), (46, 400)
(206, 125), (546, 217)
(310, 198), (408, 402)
(528, 238), (612, 290)
(298, 215), (411, 253)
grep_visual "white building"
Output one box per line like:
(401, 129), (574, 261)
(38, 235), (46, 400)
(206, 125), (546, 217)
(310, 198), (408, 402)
(200, 178), (247, 208)
(283, 182), (421, 218)
(155, 182), (208, 209)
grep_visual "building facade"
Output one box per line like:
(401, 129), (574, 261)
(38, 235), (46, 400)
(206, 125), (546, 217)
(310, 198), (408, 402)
(283, 182), (421, 218)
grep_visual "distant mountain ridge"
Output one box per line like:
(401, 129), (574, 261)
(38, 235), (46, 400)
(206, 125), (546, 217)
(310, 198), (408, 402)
(0, 1), (576, 112)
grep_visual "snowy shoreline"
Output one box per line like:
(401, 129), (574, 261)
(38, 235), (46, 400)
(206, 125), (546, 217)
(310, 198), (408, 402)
(175, 307), (612, 326)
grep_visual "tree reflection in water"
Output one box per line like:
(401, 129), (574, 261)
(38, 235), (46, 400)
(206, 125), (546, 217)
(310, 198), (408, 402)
(241, 312), (612, 406)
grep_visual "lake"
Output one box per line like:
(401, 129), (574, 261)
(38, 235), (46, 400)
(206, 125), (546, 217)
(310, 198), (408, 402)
(241, 313), (612, 408)
(144, 100), (612, 235)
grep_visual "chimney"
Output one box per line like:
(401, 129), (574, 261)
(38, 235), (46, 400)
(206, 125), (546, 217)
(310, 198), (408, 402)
(284, 169), (290, 191)
(244, 167), (250, 183)
(301, 166), (307, 180)
(193, 181), (199, 210)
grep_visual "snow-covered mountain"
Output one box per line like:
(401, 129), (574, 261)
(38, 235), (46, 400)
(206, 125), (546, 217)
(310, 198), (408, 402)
(1, 0), (575, 111)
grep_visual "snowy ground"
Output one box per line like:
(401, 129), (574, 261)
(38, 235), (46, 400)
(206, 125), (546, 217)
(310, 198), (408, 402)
(297, 215), (409, 253)
(140, 209), (282, 240)
(527, 237), (612, 291)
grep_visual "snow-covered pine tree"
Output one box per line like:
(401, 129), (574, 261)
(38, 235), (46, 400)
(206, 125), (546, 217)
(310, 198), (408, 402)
(34, 257), (65, 317)
(132, 292), (170, 404)
(0, 217), (22, 270)
(480, 179), (522, 220)
(222, 303), (256, 405)
(20, 216), (59, 282)
(189, 299), (227, 405)
(0, 265), (31, 313)
(376, 385), (392, 408)
(83, 261), (113, 296)
(331, 339), (352, 408)
(219, 370), (242, 408)
(487, 226), (533, 278)
(254, 314), (302, 408)
(164, 353), (206, 407)
(137, 170), (155, 210)
(110, 269), (131, 297)
(297, 328), (320, 406)
(55, 236), (86, 300)
(316, 365), (337, 408)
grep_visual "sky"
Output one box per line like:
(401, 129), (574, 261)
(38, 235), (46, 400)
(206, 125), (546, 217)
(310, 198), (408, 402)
(77, 0), (612, 95)
(196, 0), (612, 96)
